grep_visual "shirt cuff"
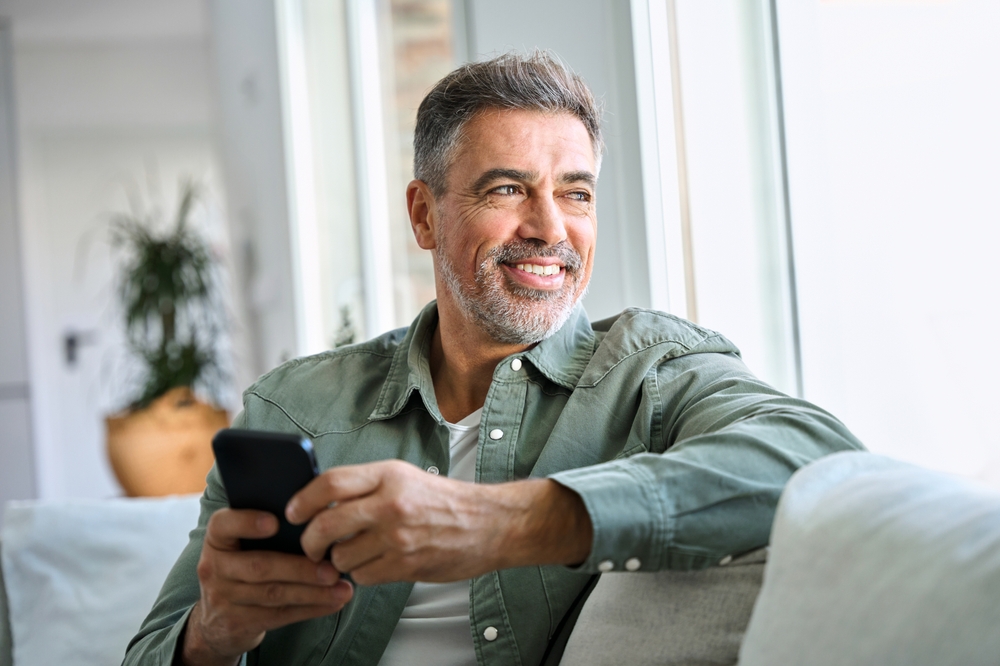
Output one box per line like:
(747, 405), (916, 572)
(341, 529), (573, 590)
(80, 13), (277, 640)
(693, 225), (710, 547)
(549, 459), (667, 574)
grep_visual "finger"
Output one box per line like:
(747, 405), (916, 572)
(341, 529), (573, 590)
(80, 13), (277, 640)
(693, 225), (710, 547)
(209, 581), (353, 637)
(298, 498), (382, 562)
(348, 555), (403, 587)
(206, 509), (279, 551)
(226, 578), (353, 609)
(286, 463), (388, 525)
(218, 550), (342, 586)
(264, 600), (350, 628)
(250, 582), (353, 630)
(329, 530), (386, 575)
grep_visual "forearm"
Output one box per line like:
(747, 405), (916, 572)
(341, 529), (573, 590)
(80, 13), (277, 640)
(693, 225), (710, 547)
(552, 403), (863, 571)
(549, 351), (864, 572)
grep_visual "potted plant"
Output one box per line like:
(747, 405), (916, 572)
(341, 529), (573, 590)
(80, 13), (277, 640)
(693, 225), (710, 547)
(104, 179), (230, 497)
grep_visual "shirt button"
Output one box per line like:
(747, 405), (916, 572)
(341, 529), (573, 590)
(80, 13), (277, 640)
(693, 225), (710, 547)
(598, 559), (615, 572)
(426, 466), (439, 475)
(625, 557), (642, 571)
(719, 554), (733, 566)
(510, 358), (522, 372)
(489, 429), (504, 440)
(483, 626), (498, 641)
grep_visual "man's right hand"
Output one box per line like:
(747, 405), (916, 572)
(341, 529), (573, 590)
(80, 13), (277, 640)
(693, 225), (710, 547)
(180, 508), (354, 666)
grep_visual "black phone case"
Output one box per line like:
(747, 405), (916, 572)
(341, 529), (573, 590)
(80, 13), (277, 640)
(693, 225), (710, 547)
(211, 428), (319, 556)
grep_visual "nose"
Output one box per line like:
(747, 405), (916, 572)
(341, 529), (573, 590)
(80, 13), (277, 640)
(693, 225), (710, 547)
(519, 192), (567, 246)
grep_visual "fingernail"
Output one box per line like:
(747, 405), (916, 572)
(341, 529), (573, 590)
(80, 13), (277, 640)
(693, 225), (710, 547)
(285, 502), (298, 523)
(332, 579), (354, 604)
(257, 515), (275, 532)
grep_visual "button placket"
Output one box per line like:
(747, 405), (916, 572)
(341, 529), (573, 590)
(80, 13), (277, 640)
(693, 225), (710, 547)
(477, 373), (527, 484)
(471, 573), (517, 664)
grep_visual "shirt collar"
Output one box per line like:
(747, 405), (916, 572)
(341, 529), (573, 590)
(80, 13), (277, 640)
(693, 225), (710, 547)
(370, 300), (596, 423)
(523, 304), (596, 389)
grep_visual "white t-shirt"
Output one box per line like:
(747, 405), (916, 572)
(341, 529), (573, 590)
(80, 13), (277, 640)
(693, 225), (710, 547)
(377, 408), (482, 666)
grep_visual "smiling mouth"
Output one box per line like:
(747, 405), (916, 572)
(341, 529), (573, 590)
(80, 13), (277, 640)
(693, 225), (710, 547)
(512, 263), (564, 277)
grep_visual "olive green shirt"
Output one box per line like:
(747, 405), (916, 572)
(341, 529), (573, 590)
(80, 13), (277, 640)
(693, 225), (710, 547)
(125, 303), (863, 666)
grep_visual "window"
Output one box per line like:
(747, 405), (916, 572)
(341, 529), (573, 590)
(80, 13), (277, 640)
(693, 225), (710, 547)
(278, 0), (461, 352)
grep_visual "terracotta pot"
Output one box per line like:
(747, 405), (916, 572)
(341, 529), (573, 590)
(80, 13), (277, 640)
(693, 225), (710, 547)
(106, 386), (229, 497)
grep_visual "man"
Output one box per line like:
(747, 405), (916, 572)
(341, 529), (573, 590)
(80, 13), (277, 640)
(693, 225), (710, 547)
(125, 52), (862, 666)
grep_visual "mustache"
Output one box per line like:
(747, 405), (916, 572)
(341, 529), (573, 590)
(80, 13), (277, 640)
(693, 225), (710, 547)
(486, 239), (583, 274)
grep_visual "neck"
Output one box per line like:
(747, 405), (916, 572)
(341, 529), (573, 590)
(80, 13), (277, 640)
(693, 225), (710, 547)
(430, 296), (532, 423)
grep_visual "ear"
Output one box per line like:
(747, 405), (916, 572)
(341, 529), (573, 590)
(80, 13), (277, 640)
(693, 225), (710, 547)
(407, 180), (438, 250)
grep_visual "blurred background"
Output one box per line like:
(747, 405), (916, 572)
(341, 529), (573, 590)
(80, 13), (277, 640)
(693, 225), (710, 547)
(0, 0), (997, 511)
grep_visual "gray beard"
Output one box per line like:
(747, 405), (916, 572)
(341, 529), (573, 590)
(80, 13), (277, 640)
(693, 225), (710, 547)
(436, 238), (586, 345)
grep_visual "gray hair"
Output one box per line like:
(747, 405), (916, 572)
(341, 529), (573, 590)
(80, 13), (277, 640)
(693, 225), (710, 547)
(413, 51), (604, 195)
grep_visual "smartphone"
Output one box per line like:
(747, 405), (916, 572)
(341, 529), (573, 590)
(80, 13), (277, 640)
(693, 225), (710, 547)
(211, 428), (320, 556)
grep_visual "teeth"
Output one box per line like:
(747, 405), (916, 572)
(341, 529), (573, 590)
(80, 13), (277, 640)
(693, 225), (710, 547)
(515, 263), (561, 276)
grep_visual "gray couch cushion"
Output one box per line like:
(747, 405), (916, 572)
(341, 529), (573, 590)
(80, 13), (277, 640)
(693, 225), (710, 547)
(560, 547), (766, 665)
(739, 451), (1000, 666)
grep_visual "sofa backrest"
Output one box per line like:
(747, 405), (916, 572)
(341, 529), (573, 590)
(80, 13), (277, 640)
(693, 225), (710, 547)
(0, 495), (200, 666)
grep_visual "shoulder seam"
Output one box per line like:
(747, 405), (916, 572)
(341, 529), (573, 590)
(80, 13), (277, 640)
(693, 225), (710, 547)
(245, 390), (376, 437)
(578, 331), (734, 388)
(577, 337), (694, 388)
(245, 348), (395, 396)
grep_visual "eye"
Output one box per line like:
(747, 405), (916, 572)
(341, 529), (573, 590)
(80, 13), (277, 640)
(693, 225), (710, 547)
(489, 184), (520, 196)
(566, 190), (592, 202)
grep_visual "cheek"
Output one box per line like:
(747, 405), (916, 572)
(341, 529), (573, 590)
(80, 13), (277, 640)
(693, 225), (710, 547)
(447, 232), (491, 276)
(570, 218), (597, 260)
(471, 218), (518, 265)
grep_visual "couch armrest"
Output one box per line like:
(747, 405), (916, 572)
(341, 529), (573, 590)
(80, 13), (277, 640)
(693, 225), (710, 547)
(739, 451), (1000, 666)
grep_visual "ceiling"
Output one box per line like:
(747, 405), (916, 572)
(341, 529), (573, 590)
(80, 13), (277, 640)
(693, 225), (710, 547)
(0, 0), (207, 44)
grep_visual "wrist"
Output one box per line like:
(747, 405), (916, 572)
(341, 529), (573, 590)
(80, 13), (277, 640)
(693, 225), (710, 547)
(179, 604), (242, 666)
(491, 479), (593, 568)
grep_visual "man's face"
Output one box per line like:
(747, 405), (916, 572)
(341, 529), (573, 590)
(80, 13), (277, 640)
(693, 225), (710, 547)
(428, 109), (598, 345)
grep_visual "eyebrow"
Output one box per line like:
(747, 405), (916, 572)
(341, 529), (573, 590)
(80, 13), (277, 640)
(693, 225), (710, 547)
(471, 168), (536, 193)
(470, 167), (597, 192)
(559, 170), (597, 188)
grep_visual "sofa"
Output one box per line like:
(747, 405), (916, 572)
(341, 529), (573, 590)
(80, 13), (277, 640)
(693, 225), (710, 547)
(2, 451), (999, 665)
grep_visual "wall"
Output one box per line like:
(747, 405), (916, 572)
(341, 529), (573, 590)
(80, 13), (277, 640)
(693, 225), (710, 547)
(0, 18), (36, 512)
(0, 0), (298, 501)
(208, 0), (298, 379)
(9, 15), (229, 498)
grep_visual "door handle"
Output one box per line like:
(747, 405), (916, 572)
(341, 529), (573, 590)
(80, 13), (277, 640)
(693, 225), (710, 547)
(64, 329), (98, 367)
